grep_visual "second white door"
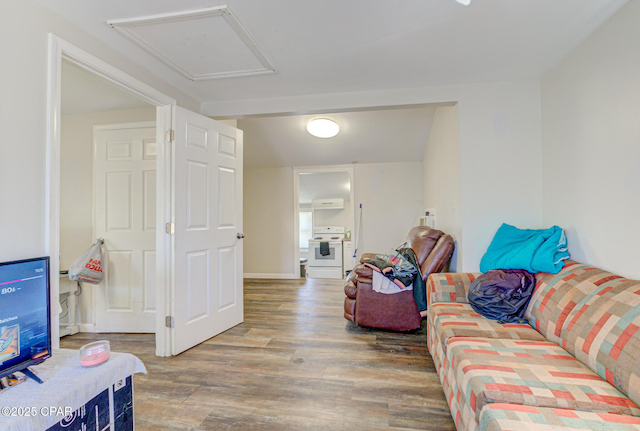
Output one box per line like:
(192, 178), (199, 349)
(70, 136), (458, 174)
(94, 122), (157, 333)
(171, 107), (244, 354)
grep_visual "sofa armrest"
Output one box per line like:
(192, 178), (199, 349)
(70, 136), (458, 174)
(426, 273), (480, 307)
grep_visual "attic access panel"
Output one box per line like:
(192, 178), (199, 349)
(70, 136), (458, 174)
(108, 5), (276, 81)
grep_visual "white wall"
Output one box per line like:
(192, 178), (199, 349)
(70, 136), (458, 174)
(422, 105), (462, 271)
(243, 167), (295, 277)
(60, 108), (156, 324)
(457, 80), (542, 272)
(314, 207), (352, 230)
(541, 0), (640, 279)
(353, 162), (423, 255)
(206, 79), (543, 272)
(215, 119), (238, 128)
(0, 0), (199, 265)
(244, 162), (423, 277)
(299, 202), (352, 233)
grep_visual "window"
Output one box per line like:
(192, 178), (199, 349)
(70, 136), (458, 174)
(299, 211), (313, 249)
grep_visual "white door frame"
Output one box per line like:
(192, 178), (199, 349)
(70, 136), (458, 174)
(292, 164), (356, 278)
(46, 34), (176, 356)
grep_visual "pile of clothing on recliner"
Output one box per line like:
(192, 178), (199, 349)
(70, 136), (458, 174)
(363, 247), (418, 290)
(362, 245), (429, 316)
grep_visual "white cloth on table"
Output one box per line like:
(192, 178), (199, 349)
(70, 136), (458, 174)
(371, 270), (413, 294)
(1, 348), (146, 431)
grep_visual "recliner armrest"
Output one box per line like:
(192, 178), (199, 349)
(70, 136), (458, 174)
(353, 264), (373, 280)
(344, 272), (358, 299)
(344, 263), (372, 298)
(359, 253), (379, 264)
(426, 273), (480, 307)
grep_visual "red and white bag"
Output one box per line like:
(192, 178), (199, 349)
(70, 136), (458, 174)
(69, 240), (104, 284)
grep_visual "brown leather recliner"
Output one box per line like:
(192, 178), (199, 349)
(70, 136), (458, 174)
(344, 226), (455, 331)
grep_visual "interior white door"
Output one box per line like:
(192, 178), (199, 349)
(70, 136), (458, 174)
(172, 107), (243, 355)
(94, 123), (157, 332)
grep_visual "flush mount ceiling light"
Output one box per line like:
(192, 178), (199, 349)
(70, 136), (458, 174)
(455, 0), (471, 5)
(307, 119), (340, 138)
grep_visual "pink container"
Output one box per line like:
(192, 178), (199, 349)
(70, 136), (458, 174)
(79, 341), (110, 368)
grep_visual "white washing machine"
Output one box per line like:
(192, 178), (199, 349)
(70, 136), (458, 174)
(307, 226), (344, 279)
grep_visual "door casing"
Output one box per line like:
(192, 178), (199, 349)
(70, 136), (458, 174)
(46, 34), (175, 356)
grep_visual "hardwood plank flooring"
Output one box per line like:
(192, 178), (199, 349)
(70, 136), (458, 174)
(61, 278), (455, 430)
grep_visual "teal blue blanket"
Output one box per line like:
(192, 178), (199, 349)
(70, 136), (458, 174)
(480, 224), (570, 274)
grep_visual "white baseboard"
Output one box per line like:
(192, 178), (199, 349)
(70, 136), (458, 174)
(243, 273), (298, 279)
(78, 323), (97, 333)
(306, 267), (343, 279)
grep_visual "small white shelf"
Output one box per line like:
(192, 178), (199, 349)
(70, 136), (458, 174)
(59, 273), (80, 338)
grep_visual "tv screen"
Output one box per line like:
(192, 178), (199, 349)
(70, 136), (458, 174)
(0, 257), (51, 379)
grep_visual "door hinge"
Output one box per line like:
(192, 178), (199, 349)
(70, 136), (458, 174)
(165, 222), (175, 234)
(166, 130), (175, 142)
(165, 316), (174, 328)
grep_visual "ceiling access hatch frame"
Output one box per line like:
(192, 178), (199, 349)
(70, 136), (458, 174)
(108, 5), (277, 81)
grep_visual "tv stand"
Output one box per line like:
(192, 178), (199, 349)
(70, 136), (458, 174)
(20, 367), (43, 384)
(3, 349), (144, 430)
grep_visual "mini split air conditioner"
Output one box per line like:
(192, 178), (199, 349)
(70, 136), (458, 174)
(312, 199), (344, 210)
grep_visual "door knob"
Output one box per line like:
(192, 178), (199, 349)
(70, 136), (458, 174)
(237, 232), (245, 239)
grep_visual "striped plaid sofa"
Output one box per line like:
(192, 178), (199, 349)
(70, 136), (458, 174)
(426, 261), (640, 431)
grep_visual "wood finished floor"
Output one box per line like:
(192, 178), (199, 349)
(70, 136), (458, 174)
(61, 278), (455, 431)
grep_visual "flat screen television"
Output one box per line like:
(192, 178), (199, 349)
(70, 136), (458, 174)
(0, 257), (51, 381)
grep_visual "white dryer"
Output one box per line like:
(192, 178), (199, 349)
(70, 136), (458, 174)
(307, 226), (344, 279)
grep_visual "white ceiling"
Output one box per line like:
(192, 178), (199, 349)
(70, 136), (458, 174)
(107, 6), (275, 81)
(37, 0), (628, 103)
(238, 106), (437, 168)
(299, 172), (351, 204)
(62, 60), (151, 115)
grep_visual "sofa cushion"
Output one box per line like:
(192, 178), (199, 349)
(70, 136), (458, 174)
(446, 338), (640, 426)
(441, 363), (467, 431)
(479, 403), (640, 431)
(428, 318), (445, 381)
(429, 303), (545, 355)
(427, 317), (469, 431)
(559, 275), (640, 407)
(428, 273), (479, 305)
(525, 261), (613, 344)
